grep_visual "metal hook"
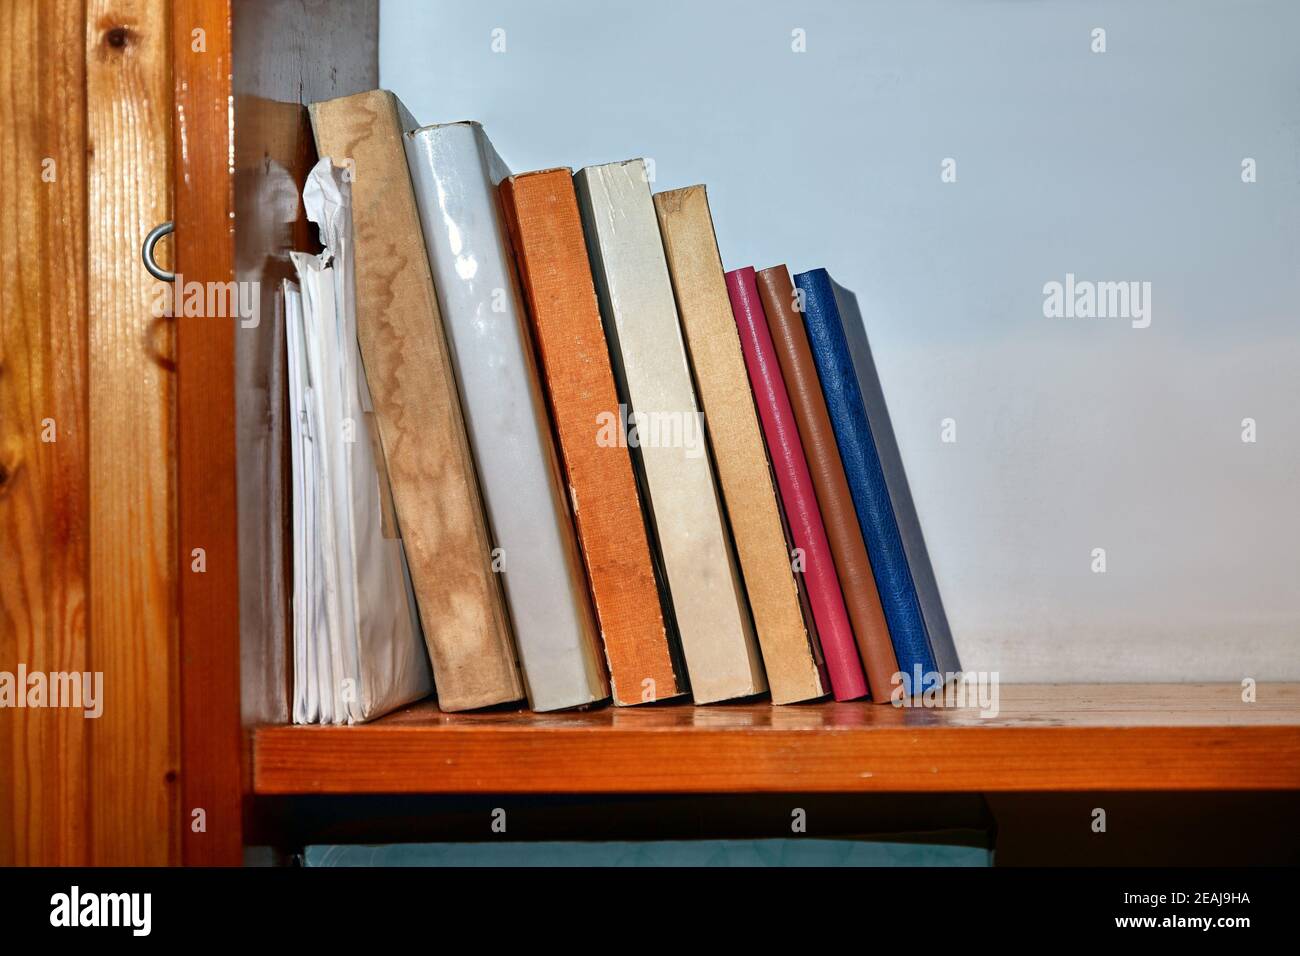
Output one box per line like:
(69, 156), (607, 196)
(142, 221), (175, 282)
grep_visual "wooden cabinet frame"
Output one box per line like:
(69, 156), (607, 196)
(172, 0), (378, 865)
(4, 0), (1295, 870)
(61, 0), (1288, 865)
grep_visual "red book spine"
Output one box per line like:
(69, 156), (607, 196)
(726, 267), (868, 701)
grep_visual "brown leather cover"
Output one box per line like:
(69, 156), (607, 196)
(756, 266), (899, 701)
(501, 168), (685, 705)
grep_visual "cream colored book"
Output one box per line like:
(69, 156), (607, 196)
(310, 91), (524, 712)
(574, 160), (766, 703)
(654, 185), (827, 703)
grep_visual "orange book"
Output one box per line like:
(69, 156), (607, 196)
(500, 168), (686, 705)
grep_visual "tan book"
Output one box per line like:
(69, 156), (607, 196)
(576, 161), (765, 704)
(654, 185), (827, 703)
(309, 91), (524, 711)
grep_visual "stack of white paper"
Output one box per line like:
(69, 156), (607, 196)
(285, 158), (432, 724)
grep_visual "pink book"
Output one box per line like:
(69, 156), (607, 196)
(726, 267), (868, 701)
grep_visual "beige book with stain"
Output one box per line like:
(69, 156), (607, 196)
(310, 90), (523, 711)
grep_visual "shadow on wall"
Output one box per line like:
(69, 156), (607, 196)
(831, 277), (956, 675)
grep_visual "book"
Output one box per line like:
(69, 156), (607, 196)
(794, 268), (960, 682)
(405, 122), (609, 712)
(309, 91), (524, 712)
(500, 168), (686, 706)
(726, 267), (868, 701)
(756, 265), (900, 702)
(285, 159), (432, 723)
(653, 186), (826, 704)
(574, 160), (766, 704)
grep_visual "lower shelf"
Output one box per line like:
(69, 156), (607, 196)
(251, 682), (1300, 795)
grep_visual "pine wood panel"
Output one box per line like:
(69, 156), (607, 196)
(254, 684), (1300, 794)
(172, 0), (244, 868)
(85, 0), (179, 867)
(173, 0), (379, 865)
(0, 0), (91, 867)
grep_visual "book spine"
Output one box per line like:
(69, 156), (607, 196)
(756, 265), (900, 702)
(405, 123), (609, 711)
(726, 267), (868, 701)
(794, 268), (936, 677)
(653, 186), (826, 704)
(574, 160), (766, 704)
(500, 169), (686, 706)
(309, 91), (524, 712)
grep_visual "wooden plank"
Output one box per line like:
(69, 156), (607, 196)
(253, 684), (1300, 794)
(85, 0), (179, 866)
(173, 0), (243, 867)
(173, 0), (379, 865)
(0, 0), (91, 867)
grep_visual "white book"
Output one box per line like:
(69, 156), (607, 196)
(286, 159), (432, 724)
(404, 122), (608, 711)
(574, 160), (766, 703)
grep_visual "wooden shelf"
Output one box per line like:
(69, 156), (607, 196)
(251, 683), (1300, 795)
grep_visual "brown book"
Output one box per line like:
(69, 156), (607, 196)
(309, 90), (524, 711)
(501, 168), (685, 705)
(653, 185), (826, 703)
(756, 265), (900, 701)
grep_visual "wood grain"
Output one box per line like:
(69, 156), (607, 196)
(171, 0), (238, 866)
(86, 0), (178, 867)
(0, 0), (91, 867)
(254, 684), (1300, 794)
(173, 0), (379, 864)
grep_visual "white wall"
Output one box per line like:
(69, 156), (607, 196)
(381, 0), (1300, 681)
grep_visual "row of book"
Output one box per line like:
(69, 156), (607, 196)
(288, 89), (957, 722)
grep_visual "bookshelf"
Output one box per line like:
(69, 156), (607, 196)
(252, 684), (1300, 795)
(163, 0), (1300, 866)
(4, 0), (1295, 870)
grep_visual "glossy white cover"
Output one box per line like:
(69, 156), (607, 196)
(404, 122), (608, 711)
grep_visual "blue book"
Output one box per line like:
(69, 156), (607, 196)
(794, 269), (959, 683)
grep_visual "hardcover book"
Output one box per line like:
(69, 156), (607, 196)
(309, 91), (524, 712)
(653, 186), (826, 704)
(405, 121), (609, 711)
(756, 265), (899, 702)
(726, 267), (868, 701)
(574, 160), (766, 704)
(794, 268), (960, 681)
(501, 168), (686, 706)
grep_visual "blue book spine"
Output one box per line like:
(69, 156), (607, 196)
(795, 268), (936, 677)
